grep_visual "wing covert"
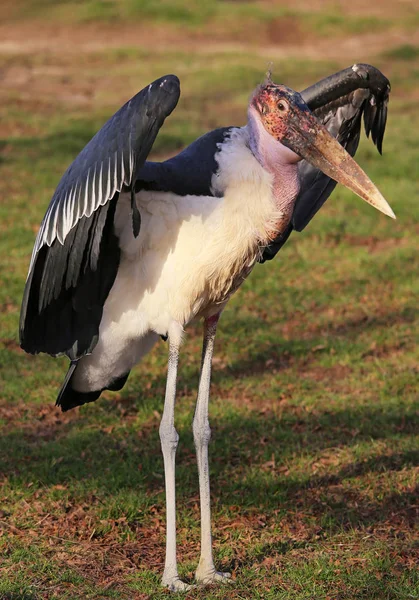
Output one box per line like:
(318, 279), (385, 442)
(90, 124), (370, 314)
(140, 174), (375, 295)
(31, 74), (180, 263)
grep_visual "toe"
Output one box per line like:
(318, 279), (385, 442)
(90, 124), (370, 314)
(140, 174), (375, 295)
(162, 576), (194, 592)
(195, 570), (233, 585)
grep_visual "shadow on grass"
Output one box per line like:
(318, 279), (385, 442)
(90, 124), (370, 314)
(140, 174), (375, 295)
(1, 399), (417, 526)
(208, 304), (417, 381)
(1, 302), (417, 578)
(0, 140), (9, 165)
(0, 595), (37, 600)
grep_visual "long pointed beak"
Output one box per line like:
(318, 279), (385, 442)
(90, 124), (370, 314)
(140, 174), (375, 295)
(282, 107), (395, 219)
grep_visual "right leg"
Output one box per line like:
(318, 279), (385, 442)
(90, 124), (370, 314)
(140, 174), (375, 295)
(159, 325), (191, 591)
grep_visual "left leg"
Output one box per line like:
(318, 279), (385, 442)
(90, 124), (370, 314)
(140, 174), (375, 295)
(193, 314), (232, 584)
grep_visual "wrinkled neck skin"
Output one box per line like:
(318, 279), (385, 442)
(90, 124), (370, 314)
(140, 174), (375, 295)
(247, 105), (301, 238)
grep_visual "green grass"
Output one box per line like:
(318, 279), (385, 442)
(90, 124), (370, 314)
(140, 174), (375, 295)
(1, 2), (419, 599)
(6, 0), (404, 38)
(384, 44), (419, 61)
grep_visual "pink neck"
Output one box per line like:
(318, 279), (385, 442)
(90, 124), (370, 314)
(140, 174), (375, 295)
(268, 163), (300, 239)
(248, 107), (301, 239)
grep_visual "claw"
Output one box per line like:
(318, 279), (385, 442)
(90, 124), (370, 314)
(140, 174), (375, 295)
(161, 575), (194, 592)
(195, 569), (233, 585)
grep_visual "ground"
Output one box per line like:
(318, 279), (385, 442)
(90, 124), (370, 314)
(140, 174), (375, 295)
(0, 1), (418, 599)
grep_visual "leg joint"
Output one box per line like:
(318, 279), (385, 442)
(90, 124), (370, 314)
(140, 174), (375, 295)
(193, 417), (211, 446)
(159, 421), (179, 450)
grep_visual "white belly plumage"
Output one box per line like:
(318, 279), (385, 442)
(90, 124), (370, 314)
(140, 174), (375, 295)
(72, 128), (293, 393)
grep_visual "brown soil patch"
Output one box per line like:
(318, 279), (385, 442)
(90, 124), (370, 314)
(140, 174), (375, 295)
(0, 400), (81, 440)
(2, 474), (417, 597)
(340, 234), (413, 253)
(303, 363), (352, 383)
(1, 20), (419, 63)
(266, 16), (311, 46)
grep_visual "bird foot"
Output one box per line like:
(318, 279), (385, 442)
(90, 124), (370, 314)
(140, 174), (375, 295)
(161, 574), (194, 592)
(195, 568), (232, 585)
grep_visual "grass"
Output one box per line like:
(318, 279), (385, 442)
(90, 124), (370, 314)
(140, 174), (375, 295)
(384, 44), (419, 61)
(0, 1), (419, 599)
(6, 0), (416, 39)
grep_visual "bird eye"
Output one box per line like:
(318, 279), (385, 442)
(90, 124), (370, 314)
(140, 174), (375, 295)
(278, 101), (288, 112)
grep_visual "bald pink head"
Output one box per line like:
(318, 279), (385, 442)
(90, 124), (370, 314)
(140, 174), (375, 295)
(247, 77), (395, 219)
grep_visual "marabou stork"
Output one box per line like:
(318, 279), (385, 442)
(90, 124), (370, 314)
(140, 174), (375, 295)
(20, 64), (393, 591)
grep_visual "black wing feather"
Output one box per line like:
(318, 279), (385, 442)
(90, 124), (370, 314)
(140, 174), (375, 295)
(21, 194), (120, 359)
(260, 64), (390, 262)
(20, 75), (180, 359)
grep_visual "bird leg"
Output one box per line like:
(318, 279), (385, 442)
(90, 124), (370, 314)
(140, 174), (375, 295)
(193, 314), (232, 585)
(160, 334), (191, 592)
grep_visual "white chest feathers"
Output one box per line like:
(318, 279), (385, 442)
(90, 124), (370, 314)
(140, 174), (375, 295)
(111, 127), (297, 327)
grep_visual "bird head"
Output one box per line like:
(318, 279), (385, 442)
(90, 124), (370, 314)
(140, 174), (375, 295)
(249, 79), (395, 219)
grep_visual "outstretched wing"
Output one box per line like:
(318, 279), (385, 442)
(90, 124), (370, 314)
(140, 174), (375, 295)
(20, 74), (180, 360)
(260, 64), (390, 262)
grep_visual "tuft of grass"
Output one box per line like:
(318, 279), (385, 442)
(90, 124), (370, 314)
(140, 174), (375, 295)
(384, 43), (419, 61)
(300, 12), (388, 36)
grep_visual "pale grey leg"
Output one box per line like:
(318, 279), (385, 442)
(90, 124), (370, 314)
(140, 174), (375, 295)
(194, 315), (232, 584)
(160, 335), (191, 592)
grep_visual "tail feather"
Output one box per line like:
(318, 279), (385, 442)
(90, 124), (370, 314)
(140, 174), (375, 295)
(56, 362), (130, 412)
